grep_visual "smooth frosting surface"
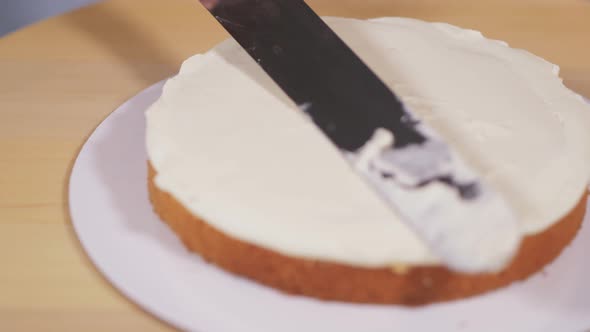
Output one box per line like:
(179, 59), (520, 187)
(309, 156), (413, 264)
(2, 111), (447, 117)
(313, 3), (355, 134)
(146, 17), (590, 267)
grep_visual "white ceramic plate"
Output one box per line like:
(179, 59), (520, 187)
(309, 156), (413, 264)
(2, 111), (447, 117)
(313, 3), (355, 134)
(69, 81), (590, 332)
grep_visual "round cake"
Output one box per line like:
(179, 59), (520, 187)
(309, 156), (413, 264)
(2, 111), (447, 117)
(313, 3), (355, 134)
(145, 17), (590, 305)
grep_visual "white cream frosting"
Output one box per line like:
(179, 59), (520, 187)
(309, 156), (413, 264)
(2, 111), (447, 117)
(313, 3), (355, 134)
(146, 17), (590, 267)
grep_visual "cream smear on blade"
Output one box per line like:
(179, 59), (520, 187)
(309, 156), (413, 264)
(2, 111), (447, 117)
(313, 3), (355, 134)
(146, 17), (590, 269)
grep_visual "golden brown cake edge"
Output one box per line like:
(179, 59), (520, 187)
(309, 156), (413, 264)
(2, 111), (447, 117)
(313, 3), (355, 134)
(147, 163), (587, 305)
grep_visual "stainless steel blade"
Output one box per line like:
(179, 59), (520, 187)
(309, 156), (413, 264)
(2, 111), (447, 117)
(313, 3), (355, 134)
(198, 0), (520, 272)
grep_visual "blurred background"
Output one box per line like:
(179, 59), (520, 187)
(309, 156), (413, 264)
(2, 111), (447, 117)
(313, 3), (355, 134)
(0, 0), (98, 36)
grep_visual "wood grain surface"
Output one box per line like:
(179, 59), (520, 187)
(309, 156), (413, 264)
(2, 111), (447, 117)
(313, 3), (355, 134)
(0, 0), (589, 330)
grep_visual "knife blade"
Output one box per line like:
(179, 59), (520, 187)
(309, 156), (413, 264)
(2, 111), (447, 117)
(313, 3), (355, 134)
(198, 0), (520, 272)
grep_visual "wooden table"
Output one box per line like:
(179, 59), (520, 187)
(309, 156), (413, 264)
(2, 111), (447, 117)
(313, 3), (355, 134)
(1, 0), (588, 330)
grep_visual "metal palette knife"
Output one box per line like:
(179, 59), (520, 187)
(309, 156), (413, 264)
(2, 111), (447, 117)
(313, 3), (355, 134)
(198, 0), (520, 272)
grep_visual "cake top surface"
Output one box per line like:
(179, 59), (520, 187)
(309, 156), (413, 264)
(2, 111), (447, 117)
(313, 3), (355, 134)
(146, 17), (590, 267)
